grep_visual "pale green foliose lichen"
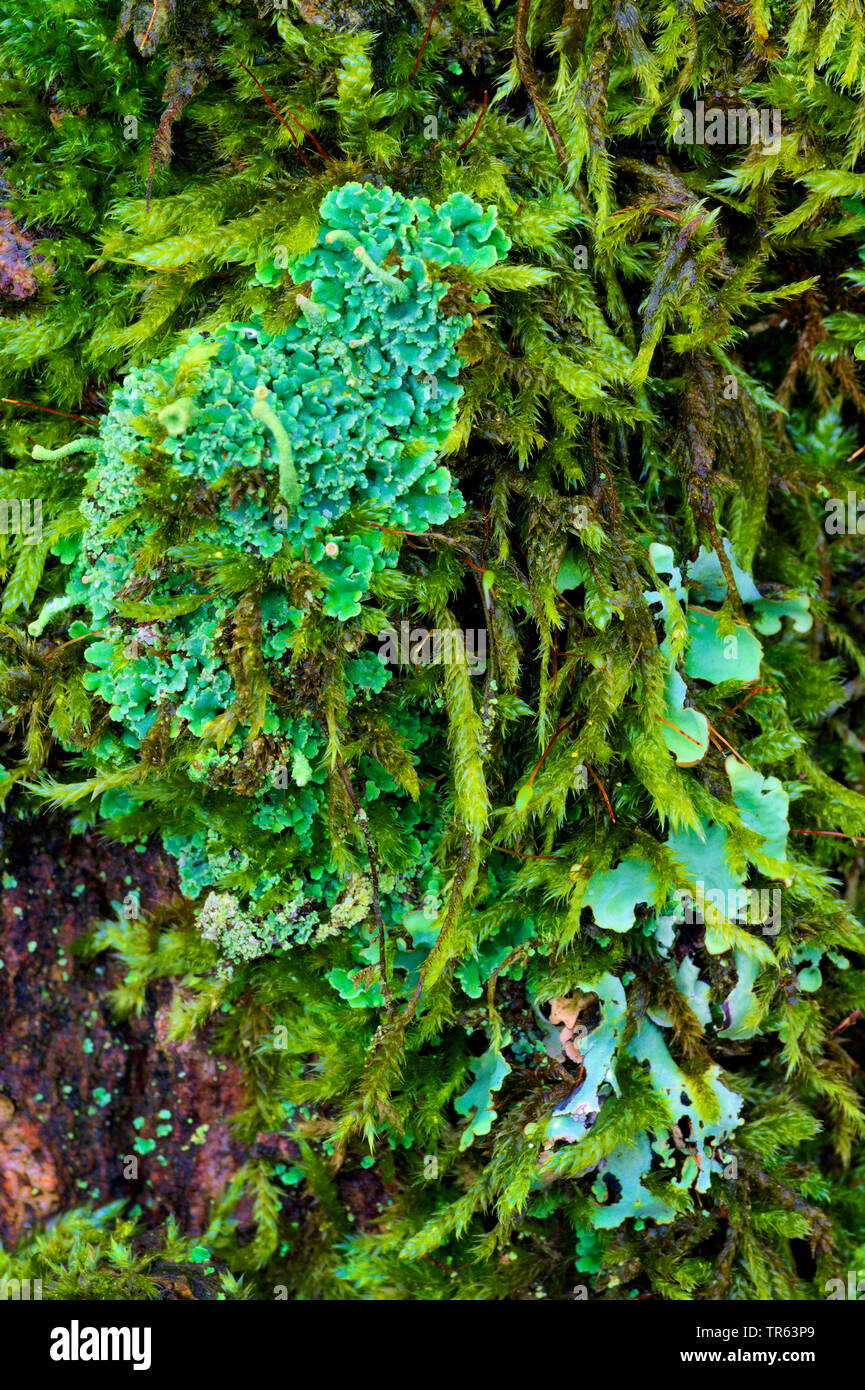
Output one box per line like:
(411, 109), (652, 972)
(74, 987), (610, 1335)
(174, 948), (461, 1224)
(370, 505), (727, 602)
(33, 184), (508, 923)
(197, 890), (322, 978)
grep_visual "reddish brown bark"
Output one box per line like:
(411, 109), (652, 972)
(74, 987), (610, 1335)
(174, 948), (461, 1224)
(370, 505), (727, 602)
(0, 813), (249, 1246)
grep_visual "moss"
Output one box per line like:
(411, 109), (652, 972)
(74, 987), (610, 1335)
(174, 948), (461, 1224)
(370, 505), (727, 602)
(1, 0), (865, 1306)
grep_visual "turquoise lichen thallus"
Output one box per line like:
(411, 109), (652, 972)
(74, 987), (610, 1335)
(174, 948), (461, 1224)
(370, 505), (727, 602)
(324, 228), (411, 302)
(22, 179), (512, 927)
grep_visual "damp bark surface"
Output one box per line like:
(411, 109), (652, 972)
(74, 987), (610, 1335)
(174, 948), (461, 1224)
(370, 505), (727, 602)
(0, 811), (248, 1247)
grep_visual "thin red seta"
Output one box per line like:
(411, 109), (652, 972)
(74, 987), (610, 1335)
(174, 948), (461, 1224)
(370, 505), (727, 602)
(721, 684), (776, 719)
(141, 0), (159, 48)
(457, 91), (488, 153)
(790, 829), (865, 844)
(480, 504), (490, 568)
(585, 764), (615, 823)
(654, 714), (703, 747)
(49, 630), (106, 653)
(2, 398), (97, 423)
(524, 713), (580, 791)
(410, 0), (440, 80)
(625, 640), (643, 673)
(706, 720), (752, 768)
(236, 58), (331, 161)
(485, 839), (562, 863)
(363, 520), (411, 536)
(363, 519), (485, 572)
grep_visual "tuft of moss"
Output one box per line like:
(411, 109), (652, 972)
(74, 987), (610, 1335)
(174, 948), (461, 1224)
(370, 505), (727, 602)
(1, 0), (865, 1306)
